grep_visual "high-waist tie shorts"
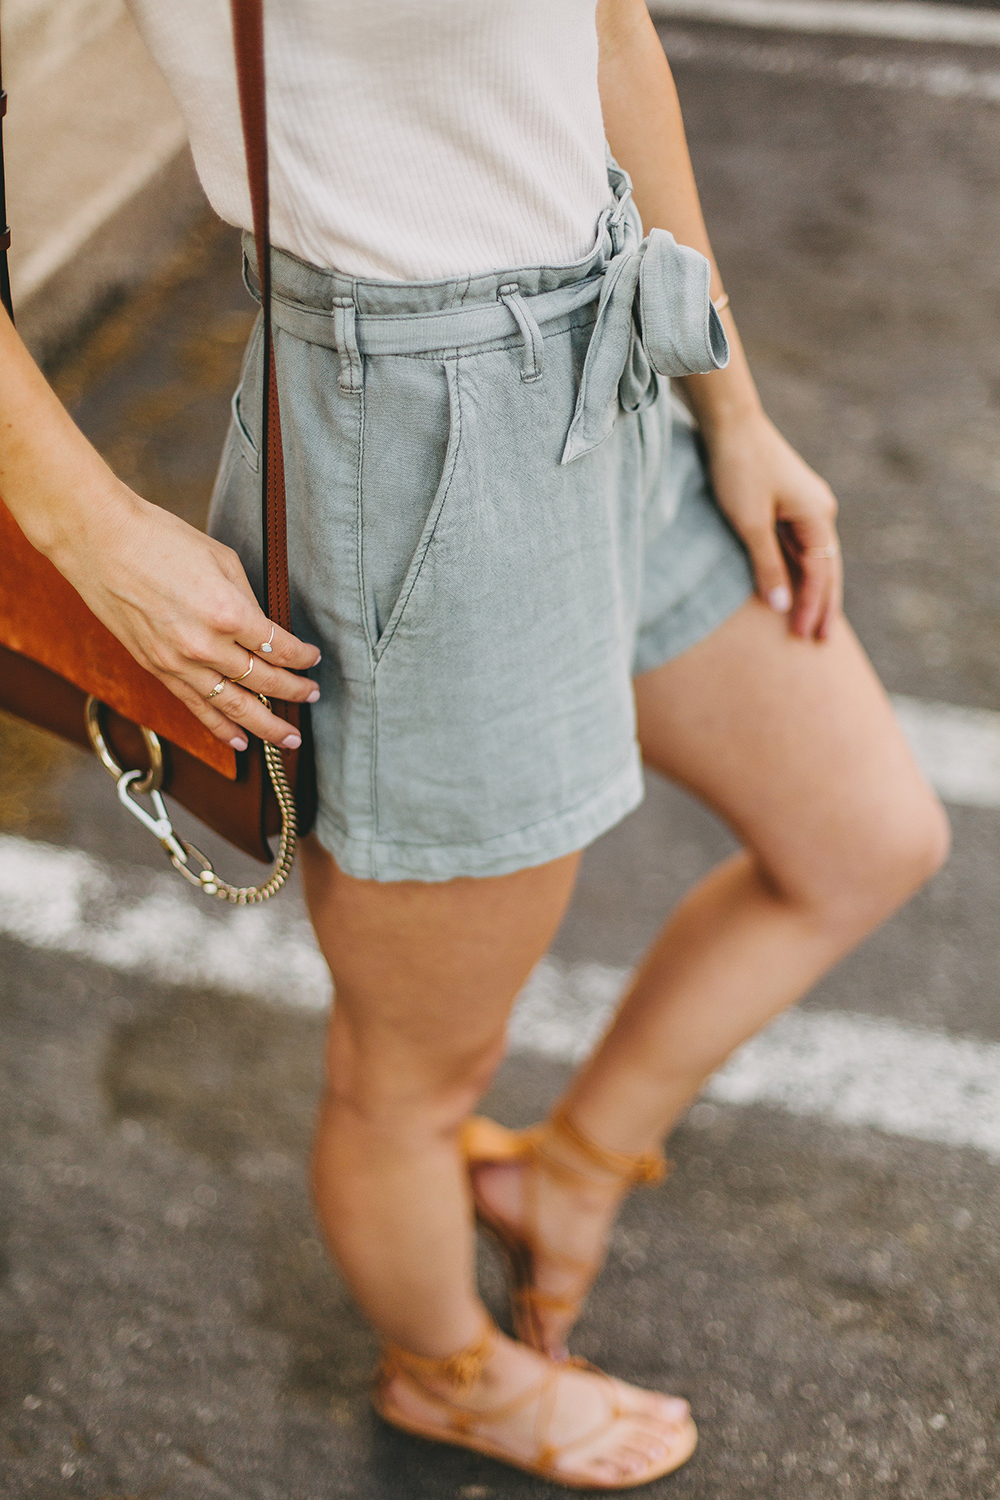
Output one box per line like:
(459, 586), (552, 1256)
(209, 160), (754, 881)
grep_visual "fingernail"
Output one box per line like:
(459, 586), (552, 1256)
(306, 686), (320, 703)
(281, 732), (302, 749)
(313, 651), (322, 664)
(768, 585), (792, 613)
(229, 736), (248, 751)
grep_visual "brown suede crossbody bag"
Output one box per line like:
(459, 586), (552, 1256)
(0, 0), (316, 901)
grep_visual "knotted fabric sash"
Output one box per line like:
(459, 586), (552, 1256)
(560, 224), (729, 463)
(249, 173), (729, 467)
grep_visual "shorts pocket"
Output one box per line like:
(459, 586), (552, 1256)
(360, 356), (462, 660)
(231, 385), (260, 472)
(231, 319), (263, 473)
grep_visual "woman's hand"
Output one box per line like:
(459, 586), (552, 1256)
(48, 480), (321, 752)
(0, 308), (319, 751)
(701, 408), (841, 641)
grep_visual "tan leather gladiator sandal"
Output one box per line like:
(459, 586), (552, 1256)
(461, 1107), (672, 1355)
(371, 1318), (697, 1489)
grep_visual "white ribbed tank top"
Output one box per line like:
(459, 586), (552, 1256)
(126, 0), (612, 282)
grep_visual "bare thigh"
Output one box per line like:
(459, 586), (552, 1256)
(301, 840), (581, 1109)
(634, 597), (949, 919)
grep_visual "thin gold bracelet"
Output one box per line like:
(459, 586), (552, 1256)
(712, 292), (730, 314)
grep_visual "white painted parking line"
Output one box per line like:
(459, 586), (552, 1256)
(0, 835), (332, 1010)
(657, 24), (1000, 100)
(892, 696), (1000, 808)
(511, 959), (1000, 1159)
(2, 829), (1000, 1162)
(649, 0), (1000, 48)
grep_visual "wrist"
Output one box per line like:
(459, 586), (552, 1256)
(681, 354), (763, 433)
(680, 310), (765, 437)
(694, 394), (768, 443)
(30, 469), (142, 574)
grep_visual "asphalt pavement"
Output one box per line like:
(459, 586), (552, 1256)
(2, 15), (1000, 1499)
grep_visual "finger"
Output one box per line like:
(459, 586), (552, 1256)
(741, 523), (794, 618)
(164, 674), (251, 750)
(219, 558), (321, 668)
(193, 673), (304, 748)
(816, 557), (844, 641)
(784, 522), (840, 638)
(776, 501), (840, 638)
(233, 615), (320, 672)
(217, 646), (320, 705)
(790, 554), (834, 639)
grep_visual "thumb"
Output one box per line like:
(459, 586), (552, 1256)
(742, 523), (793, 616)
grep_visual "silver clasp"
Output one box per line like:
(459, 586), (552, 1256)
(83, 693), (296, 904)
(86, 695), (186, 864)
(116, 768), (188, 864)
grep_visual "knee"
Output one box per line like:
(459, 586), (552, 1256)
(874, 787), (950, 905)
(909, 792), (952, 886)
(323, 1023), (508, 1138)
(799, 788), (950, 939)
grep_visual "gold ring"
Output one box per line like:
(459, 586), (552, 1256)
(803, 544), (839, 559)
(205, 677), (228, 701)
(260, 622), (276, 655)
(231, 650), (256, 683)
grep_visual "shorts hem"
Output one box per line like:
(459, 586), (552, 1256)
(632, 538), (755, 677)
(313, 757), (645, 882)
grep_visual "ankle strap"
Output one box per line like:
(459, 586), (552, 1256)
(546, 1106), (669, 1186)
(381, 1318), (496, 1394)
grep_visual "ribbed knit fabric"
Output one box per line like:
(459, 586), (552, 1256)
(127, 0), (612, 282)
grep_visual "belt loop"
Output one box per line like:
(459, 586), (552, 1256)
(332, 294), (363, 394)
(498, 283), (543, 384)
(607, 178), (634, 257)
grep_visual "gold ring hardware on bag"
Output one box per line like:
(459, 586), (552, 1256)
(84, 694), (298, 903)
(85, 694), (163, 794)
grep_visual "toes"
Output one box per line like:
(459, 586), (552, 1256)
(571, 1425), (689, 1486)
(658, 1395), (691, 1426)
(584, 1458), (626, 1482)
(624, 1423), (687, 1461)
(584, 1452), (647, 1483)
(618, 1382), (690, 1427)
(620, 1438), (668, 1466)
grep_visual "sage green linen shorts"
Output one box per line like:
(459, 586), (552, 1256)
(209, 162), (754, 881)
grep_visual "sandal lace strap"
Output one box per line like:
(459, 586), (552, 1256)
(545, 1105), (671, 1187)
(533, 1361), (627, 1475)
(381, 1318), (496, 1394)
(381, 1324), (560, 1440)
(516, 1284), (585, 1315)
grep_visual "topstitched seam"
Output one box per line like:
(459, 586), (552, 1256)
(372, 357), (464, 667)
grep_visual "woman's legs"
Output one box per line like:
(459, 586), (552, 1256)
(300, 841), (693, 1484)
(303, 842), (580, 1356)
(473, 597), (950, 1354)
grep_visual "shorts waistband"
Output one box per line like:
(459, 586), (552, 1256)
(244, 156), (730, 464)
(256, 272), (605, 359)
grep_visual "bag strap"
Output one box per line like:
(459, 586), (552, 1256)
(0, 9), (289, 628)
(1, 17), (14, 324)
(0, 14), (286, 646)
(229, 0), (292, 647)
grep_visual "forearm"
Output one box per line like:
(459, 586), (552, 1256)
(0, 309), (134, 565)
(0, 309), (318, 746)
(596, 0), (761, 432)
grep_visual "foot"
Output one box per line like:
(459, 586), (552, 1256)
(378, 1327), (696, 1489)
(471, 1143), (629, 1359)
